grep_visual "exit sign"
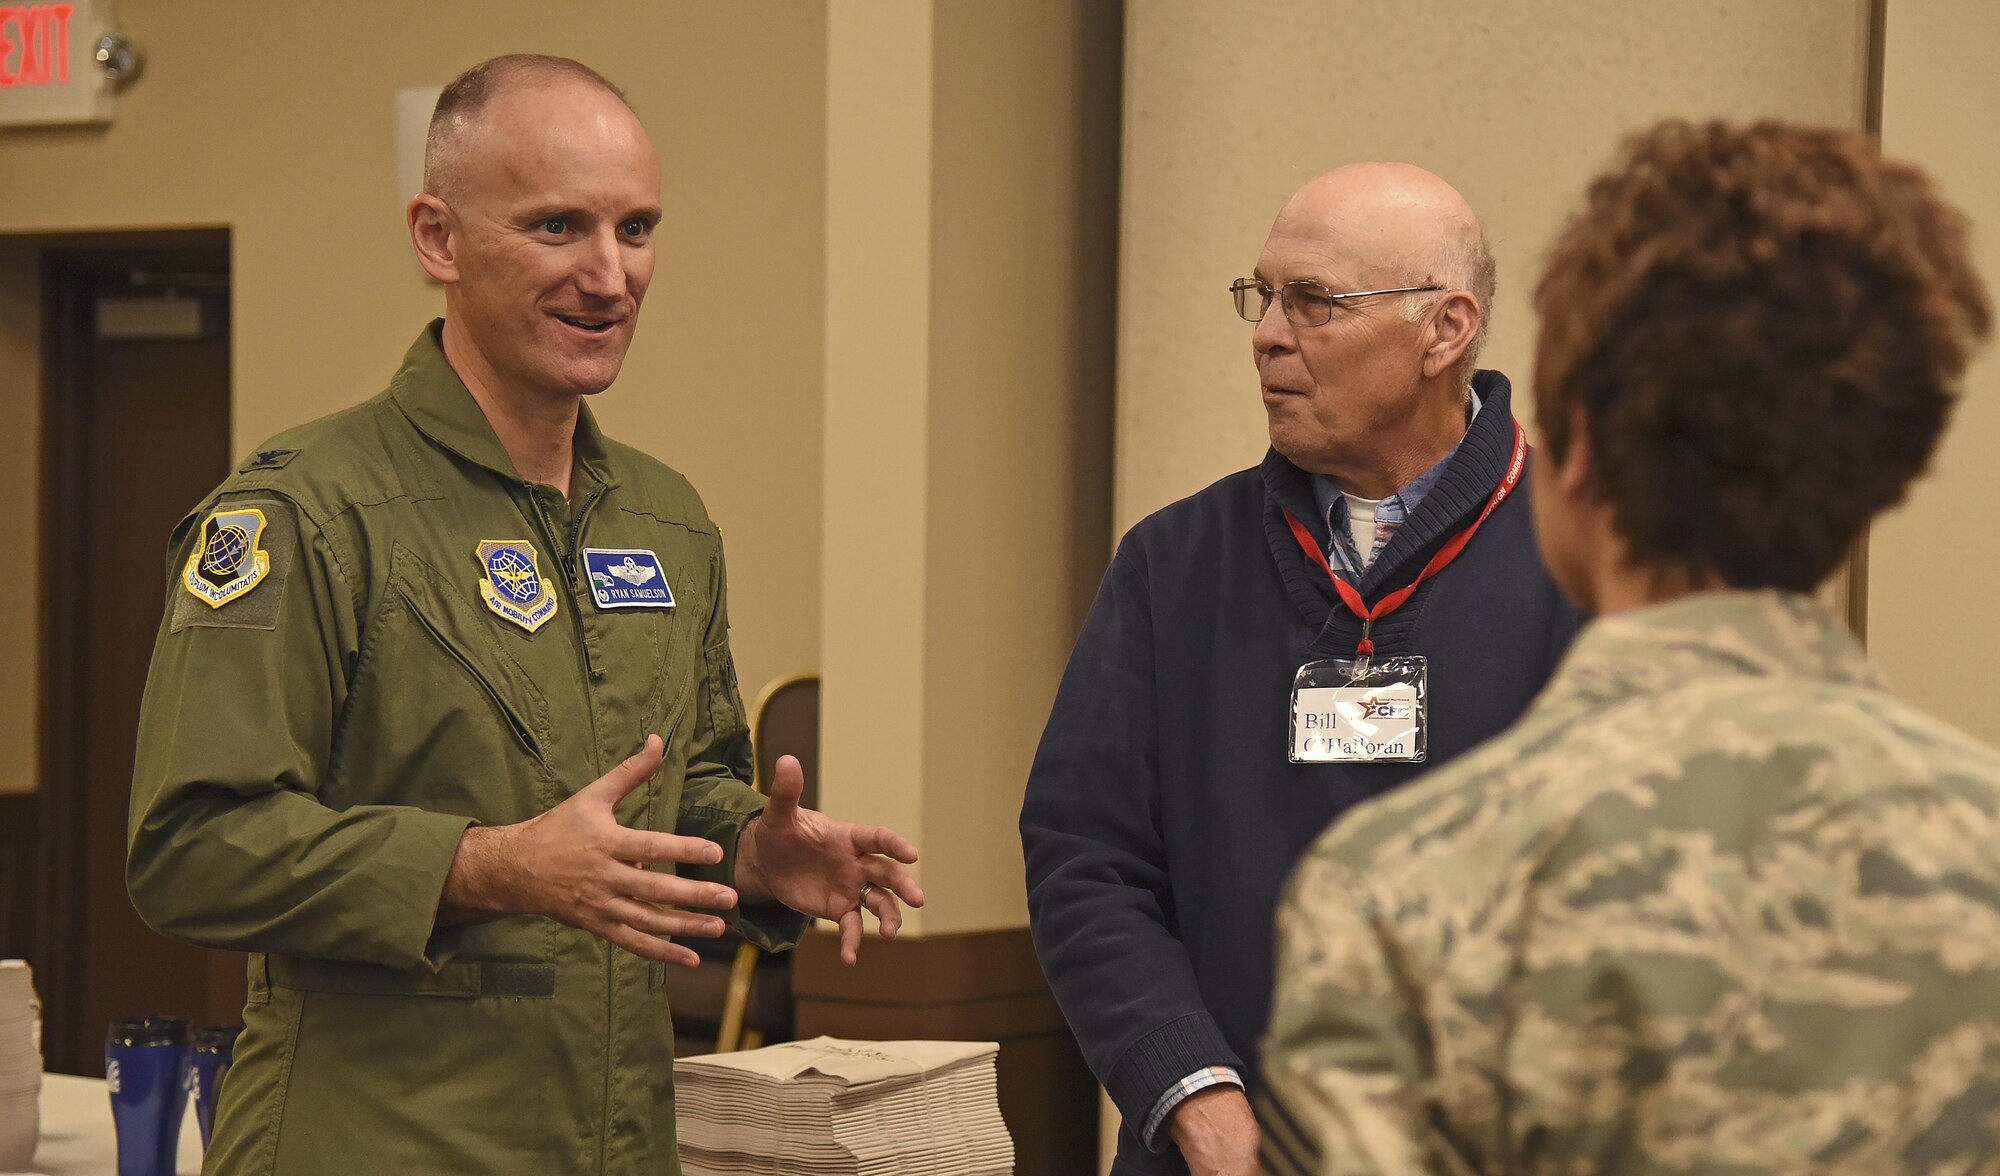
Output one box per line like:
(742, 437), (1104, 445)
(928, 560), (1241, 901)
(0, 1), (113, 126)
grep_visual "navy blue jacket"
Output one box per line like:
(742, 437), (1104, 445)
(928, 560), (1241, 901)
(1021, 373), (1582, 1174)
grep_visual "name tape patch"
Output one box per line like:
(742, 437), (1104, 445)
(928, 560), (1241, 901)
(583, 548), (675, 610)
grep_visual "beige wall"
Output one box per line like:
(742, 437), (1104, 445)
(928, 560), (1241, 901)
(1115, 0), (1871, 533)
(821, 1), (935, 924)
(0, 1), (827, 711)
(820, 0), (1119, 935)
(0, 241), (39, 795)
(1872, 0), (2000, 739)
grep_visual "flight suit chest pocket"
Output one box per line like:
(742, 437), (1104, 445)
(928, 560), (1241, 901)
(576, 518), (711, 732)
(333, 543), (556, 818)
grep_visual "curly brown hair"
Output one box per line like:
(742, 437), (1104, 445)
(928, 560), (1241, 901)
(1533, 119), (1991, 591)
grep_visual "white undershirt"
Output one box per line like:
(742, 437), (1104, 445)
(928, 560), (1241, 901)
(1343, 494), (1384, 568)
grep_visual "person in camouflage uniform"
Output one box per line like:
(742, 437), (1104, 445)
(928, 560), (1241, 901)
(1259, 119), (1999, 1174)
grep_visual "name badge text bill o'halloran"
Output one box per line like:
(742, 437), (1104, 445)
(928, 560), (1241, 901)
(1290, 656), (1428, 763)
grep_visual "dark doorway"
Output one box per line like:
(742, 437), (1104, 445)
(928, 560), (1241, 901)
(35, 231), (245, 1075)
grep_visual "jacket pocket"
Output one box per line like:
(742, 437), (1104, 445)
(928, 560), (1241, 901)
(401, 592), (545, 763)
(390, 544), (548, 764)
(267, 953), (557, 1000)
(331, 544), (555, 818)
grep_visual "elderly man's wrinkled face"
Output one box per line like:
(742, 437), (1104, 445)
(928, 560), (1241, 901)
(446, 79), (662, 400)
(1251, 209), (1436, 476)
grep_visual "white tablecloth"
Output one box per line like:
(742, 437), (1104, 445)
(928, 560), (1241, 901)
(4, 1073), (203, 1175)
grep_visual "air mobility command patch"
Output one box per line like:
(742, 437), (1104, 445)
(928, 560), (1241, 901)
(171, 499), (296, 632)
(477, 540), (559, 632)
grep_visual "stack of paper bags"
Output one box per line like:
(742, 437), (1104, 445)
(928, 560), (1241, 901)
(0, 961), (41, 1170)
(675, 1036), (1012, 1175)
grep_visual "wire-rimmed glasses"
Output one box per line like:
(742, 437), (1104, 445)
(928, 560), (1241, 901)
(1230, 277), (1445, 327)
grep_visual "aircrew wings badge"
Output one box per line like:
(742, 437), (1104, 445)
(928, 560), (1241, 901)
(477, 539), (559, 632)
(182, 508), (273, 608)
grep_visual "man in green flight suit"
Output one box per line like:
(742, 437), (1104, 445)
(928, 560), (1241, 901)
(1259, 120), (2000, 1173)
(127, 55), (922, 1174)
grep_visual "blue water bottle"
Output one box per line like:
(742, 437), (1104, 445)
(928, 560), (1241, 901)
(191, 1025), (243, 1151)
(106, 1016), (191, 1176)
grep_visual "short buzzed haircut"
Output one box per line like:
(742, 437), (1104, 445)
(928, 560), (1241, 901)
(423, 55), (633, 200)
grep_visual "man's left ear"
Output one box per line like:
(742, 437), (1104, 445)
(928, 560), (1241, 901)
(408, 193), (460, 285)
(1420, 291), (1480, 379)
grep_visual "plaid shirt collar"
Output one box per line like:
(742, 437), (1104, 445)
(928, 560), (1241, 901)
(1311, 393), (1480, 579)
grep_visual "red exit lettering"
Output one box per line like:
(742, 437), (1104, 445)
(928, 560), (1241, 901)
(0, 4), (75, 90)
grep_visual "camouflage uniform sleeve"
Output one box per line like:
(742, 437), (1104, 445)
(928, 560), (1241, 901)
(1260, 849), (1440, 1176)
(1499, 739), (2000, 1174)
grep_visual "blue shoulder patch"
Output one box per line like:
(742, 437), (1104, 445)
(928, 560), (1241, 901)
(182, 507), (273, 607)
(171, 497), (297, 632)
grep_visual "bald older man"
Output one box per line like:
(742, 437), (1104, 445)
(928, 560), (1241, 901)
(127, 55), (920, 1175)
(1020, 165), (1581, 1175)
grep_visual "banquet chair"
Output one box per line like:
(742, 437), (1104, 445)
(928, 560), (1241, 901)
(669, 671), (820, 1054)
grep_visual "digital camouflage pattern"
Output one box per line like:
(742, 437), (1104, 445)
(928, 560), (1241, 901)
(1260, 590), (2000, 1175)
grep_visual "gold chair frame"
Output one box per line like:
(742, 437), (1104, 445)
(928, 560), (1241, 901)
(714, 669), (819, 1052)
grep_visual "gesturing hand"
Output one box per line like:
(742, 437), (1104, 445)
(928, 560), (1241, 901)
(736, 754), (925, 965)
(439, 735), (739, 967)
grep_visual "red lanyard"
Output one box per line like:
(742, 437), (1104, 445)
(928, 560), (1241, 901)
(1284, 422), (1526, 657)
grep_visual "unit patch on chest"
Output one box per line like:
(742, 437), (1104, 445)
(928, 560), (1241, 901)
(476, 539), (559, 632)
(582, 548), (675, 610)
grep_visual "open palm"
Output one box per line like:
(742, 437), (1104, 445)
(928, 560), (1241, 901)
(742, 755), (924, 964)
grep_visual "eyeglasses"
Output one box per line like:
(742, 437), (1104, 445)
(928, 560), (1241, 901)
(1230, 277), (1445, 328)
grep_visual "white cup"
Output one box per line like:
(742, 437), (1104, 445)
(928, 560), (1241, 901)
(0, 960), (42, 1170)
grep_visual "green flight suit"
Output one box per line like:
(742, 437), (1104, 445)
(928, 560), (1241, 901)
(128, 323), (806, 1175)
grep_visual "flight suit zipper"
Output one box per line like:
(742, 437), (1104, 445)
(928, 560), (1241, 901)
(528, 483), (607, 777)
(528, 483), (605, 682)
(529, 481), (605, 591)
(565, 483), (603, 589)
